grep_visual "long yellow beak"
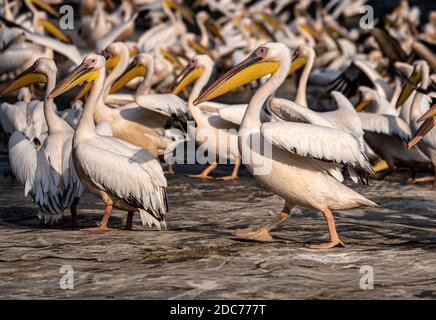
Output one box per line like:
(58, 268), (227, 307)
(417, 104), (436, 123)
(105, 55), (120, 71)
(193, 53), (279, 105)
(289, 56), (307, 75)
(48, 63), (100, 99)
(164, 0), (194, 24)
(298, 22), (320, 41)
(355, 99), (372, 112)
(188, 38), (210, 55)
(396, 68), (422, 108)
(0, 65), (46, 96)
(372, 160), (389, 173)
(110, 62), (147, 94)
(31, 0), (60, 18)
(73, 81), (93, 101)
(171, 65), (203, 95)
(37, 18), (72, 44)
(258, 11), (286, 35)
(408, 116), (435, 149)
(160, 48), (184, 70)
(205, 19), (226, 45)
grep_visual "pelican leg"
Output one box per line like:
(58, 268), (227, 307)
(308, 208), (345, 249)
(125, 211), (134, 230)
(186, 162), (218, 179)
(164, 164), (175, 176)
(410, 176), (435, 184)
(217, 155), (241, 181)
(83, 205), (114, 232)
(70, 198), (80, 228)
(233, 206), (292, 242)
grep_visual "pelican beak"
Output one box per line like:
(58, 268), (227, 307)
(110, 59), (147, 94)
(164, 0), (194, 24)
(188, 38), (210, 55)
(408, 116), (435, 149)
(48, 62), (99, 99)
(205, 18), (226, 45)
(31, 0), (60, 18)
(170, 63), (203, 95)
(288, 50), (307, 75)
(102, 48), (120, 71)
(160, 48), (184, 69)
(37, 18), (72, 44)
(396, 67), (422, 108)
(372, 160), (389, 173)
(417, 104), (436, 123)
(193, 52), (279, 105)
(258, 11), (286, 35)
(298, 22), (320, 41)
(354, 96), (372, 112)
(73, 81), (93, 101)
(0, 64), (46, 96)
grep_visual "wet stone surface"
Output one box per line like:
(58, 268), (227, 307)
(0, 160), (436, 299)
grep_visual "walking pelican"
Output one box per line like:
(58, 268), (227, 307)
(194, 43), (377, 248)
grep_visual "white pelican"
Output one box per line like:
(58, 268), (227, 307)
(398, 61), (436, 187)
(0, 57), (84, 226)
(194, 43), (377, 248)
(48, 54), (168, 231)
(92, 42), (181, 159)
(355, 86), (431, 174)
(171, 55), (241, 180)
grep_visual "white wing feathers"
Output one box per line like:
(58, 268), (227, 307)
(358, 113), (411, 141)
(76, 136), (168, 229)
(261, 121), (373, 173)
(265, 98), (373, 174)
(8, 131), (37, 195)
(135, 93), (188, 121)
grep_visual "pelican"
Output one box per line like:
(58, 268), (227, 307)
(194, 43), (376, 248)
(398, 60), (436, 187)
(93, 43), (187, 168)
(0, 57), (84, 226)
(171, 55), (241, 180)
(48, 54), (168, 231)
(355, 86), (431, 174)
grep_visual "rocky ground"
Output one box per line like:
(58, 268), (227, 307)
(0, 157), (436, 299)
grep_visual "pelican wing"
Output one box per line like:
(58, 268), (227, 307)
(8, 131), (37, 196)
(261, 121), (373, 174)
(358, 113), (411, 142)
(218, 104), (247, 125)
(135, 93), (188, 121)
(268, 97), (337, 128)
(0, 102), (27, 134)
(76, 136), (168, 229)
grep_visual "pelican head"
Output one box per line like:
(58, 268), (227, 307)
(102, 42), (125, 71)
(48, 55), (104, 99)
(354, 86), (376, 112)
(170, 55), (213, 95)
(288, 45), (313, 75)
(110, 53), (154, 94)
(0, 57), (56, 96)
(196, 11), (226, 45)
(34, 11), (72, 44)
(193, 42), (290, 105)
(163, 0), (194, 24)
(396, 60), (429, 108)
